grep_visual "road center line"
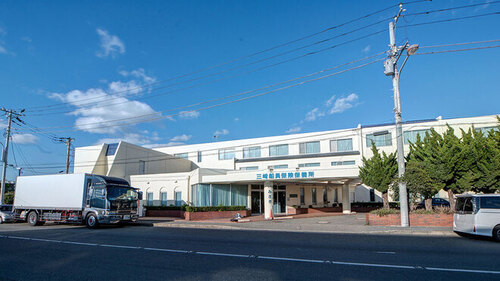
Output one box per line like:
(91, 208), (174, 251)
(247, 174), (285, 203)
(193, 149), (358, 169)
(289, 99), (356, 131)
(1, 235), (499, 275)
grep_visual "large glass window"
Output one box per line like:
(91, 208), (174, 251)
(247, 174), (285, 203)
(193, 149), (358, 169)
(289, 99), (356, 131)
(146, 192), (153, 206)
(218, 148), (235, 160)
(212, 184), (231, 206)
(175, 191), (182, 206)
(231, 185), (248, 206)
(323, 188), (327, 204)
(174, 153), (189, 160)
(299, 163), (320, 168)
(366, 131), (392, 147)
(330, 138), (353, 152)
(272, 164), (288, 169)
(197, 151), (202, 163)
(139, 160), (146, 174)
(106, 143), (119, 156)
(243, 146), (261, 159)
(475, 126), (499, 135)
(331, 161), (356, 166)
(299, 141), (320, 154)
(191, 184), (248, 207)
(269, 144), (289, 156)
(240, 166), (259, 171)
(404, 129), (430, 144)
(312, 188), (317, 205)
(160, 191), (168, 206)
(333, 188), (338, 203)
(300, 188), (305, 205)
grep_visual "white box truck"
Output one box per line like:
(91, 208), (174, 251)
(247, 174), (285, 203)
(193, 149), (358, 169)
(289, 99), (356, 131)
(14, 173), (141, 228)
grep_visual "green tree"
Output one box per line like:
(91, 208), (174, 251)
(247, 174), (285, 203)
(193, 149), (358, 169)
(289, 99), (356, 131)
(401, 161), (439, 211)
(359, 143), (398, 209)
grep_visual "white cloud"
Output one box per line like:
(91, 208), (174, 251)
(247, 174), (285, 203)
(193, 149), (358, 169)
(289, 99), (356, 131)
(179, 110), (200, 119)
(0, 26), (8, 55)
(96, 28), (125, 58)
(305, 108), (325, 122)
(144, 142), (185, 148)
(170, 134), (191, 142)
(48, 70), (161, 134)
(119, 68), (156, 84)
(214, 129), (229, 137)
(234, 117), (239, 122)
(11, 133), (38, 144)
(285, 127), (302, 134)
(328, 93), (359, 114)
(362, 45), (371, 53)
(96, 132), (161, 146)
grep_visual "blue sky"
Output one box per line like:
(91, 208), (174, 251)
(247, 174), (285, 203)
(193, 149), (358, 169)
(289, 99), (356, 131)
(0, 0), (498, 178)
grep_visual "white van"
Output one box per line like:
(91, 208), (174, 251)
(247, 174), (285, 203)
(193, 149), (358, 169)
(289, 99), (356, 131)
(453, 194), (500, 241)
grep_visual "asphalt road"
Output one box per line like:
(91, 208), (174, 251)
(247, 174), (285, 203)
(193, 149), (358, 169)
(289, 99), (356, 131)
(0, 223), (499, 281)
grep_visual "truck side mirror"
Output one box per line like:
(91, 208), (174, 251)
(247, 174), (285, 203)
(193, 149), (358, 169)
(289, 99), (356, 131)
(138, 191), (143, 200)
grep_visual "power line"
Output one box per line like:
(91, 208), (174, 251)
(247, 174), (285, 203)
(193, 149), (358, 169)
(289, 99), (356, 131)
(16, 119), (499, 170)
(419, 39), (500, 49)
(416, 44), (500, 55)
(20, 57), (385, 133)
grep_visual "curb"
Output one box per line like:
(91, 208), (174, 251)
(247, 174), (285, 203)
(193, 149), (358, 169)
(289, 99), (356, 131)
(152, 222), (457, 237)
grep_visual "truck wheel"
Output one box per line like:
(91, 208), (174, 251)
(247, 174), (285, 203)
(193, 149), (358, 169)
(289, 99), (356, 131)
(86, 214), (99, 229)
(28, 211), (39, 226)
(493, 225), (500, 242)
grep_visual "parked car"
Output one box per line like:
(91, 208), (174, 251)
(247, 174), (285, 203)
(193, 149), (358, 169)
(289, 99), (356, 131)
(417, 198), (450, 209)
(0, 205), (16, 224)
(454, 194), (500, 241)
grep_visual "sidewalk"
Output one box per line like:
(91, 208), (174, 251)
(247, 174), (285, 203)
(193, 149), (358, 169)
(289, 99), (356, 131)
(139, 213), (456, 237)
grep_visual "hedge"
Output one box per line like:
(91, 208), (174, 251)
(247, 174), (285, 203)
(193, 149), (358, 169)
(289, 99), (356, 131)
(185, 206), (247, 212)
(144, 206), (186, 211)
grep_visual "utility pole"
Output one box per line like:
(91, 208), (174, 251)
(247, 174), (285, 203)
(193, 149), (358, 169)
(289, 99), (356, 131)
(61, 137), (74, 174)
(0, 108), (25, 204)
(384, 4), (419, 227)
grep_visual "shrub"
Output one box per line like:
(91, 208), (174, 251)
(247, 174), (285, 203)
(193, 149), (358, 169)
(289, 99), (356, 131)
(145, 205), (186, 211)
(352, 202), (399, 208)
(370, 208), (400, 217)
(185, 206), (247, 212)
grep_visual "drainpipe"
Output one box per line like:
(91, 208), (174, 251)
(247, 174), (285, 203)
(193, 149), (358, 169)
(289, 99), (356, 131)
(187, 175), (191, 206)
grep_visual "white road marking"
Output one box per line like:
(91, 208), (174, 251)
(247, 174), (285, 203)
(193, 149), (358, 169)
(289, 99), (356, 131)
(376, 251), (396, 254)
(62, 241), (98, 246)
(196, 251), (250, 258)
(1, 235), (498, 275)
(99, 244), (141, 249)
(330, 260), (415, 269)
(143, 247), (189, 253)
(258, 256), (325, 263)
(426, 267), (500, 275)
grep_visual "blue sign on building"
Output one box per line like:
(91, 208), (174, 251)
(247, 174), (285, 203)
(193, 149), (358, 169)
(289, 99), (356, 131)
(257, 171), (314, 180)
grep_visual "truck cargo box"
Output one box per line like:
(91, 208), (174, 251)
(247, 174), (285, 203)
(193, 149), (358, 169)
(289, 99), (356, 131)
(14, 174), (89, 210)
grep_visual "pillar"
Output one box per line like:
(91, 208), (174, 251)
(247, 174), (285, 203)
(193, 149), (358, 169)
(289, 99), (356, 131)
(342, 181), (351, 214)
(264, 181), (274, 219)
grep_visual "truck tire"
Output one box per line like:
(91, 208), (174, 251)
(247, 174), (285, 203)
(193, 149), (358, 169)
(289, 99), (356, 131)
(493, 225), (500, 242)
(28, 211), (39, 226)
(86, 213), (99, 229)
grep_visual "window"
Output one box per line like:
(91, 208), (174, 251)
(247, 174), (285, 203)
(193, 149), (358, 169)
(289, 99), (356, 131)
(90, 187), (106, 209)
(370, 189), (375, 202)
(455, 197), (466, 212)
(323, 188), (327, 204)
(191, 184), (248, 207)
(300, 188), (305, 205)
(475, 126), (499, 135)
(160, 191), (168, 206)
(240, 166), (259, 171)
(271, 164), (288, 169)
(330, 138), (353, 152)
(298, 163), (320, 168)
(331, 161), (356, 166)
(218, 148), (235, 160)
(480, 197), (500, 209)
(333, 188), (338, 203)
(463, 197), (473, 214)
(299, 141), (320, 154)
(404, 129), (430, 144)
(243, 146), (261, 159)
(174, 153), (189, 160)
(175, 191), (182, 206)
(269, 144), (288, 156)
(197, 151), (202, 163)
(366, 131), (392, 147)
(312, 188), (317, 205)
(146, 192), (154, 206)
(106, 143), (119, 156)
(139, 160), (146, 174)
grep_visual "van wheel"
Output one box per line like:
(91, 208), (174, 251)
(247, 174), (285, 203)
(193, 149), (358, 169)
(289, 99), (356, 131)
(86, 214), (99, 229)
(493, 225), (500, 241)
(28, 211), (39, 226)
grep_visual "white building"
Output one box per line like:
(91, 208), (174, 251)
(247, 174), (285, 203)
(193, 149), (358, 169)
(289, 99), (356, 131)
(74, 114), (498, 217)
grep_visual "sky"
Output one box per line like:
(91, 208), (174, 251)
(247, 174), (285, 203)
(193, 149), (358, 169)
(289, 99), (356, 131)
(0, 0), (498, 179)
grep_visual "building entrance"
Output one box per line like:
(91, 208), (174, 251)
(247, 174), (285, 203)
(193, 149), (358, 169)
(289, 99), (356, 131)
(273, 185), (286, 214)
(251, 184), (286, 215)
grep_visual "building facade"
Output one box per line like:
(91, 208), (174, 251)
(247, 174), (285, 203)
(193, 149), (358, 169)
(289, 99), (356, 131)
(73, 114), (498, 218)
